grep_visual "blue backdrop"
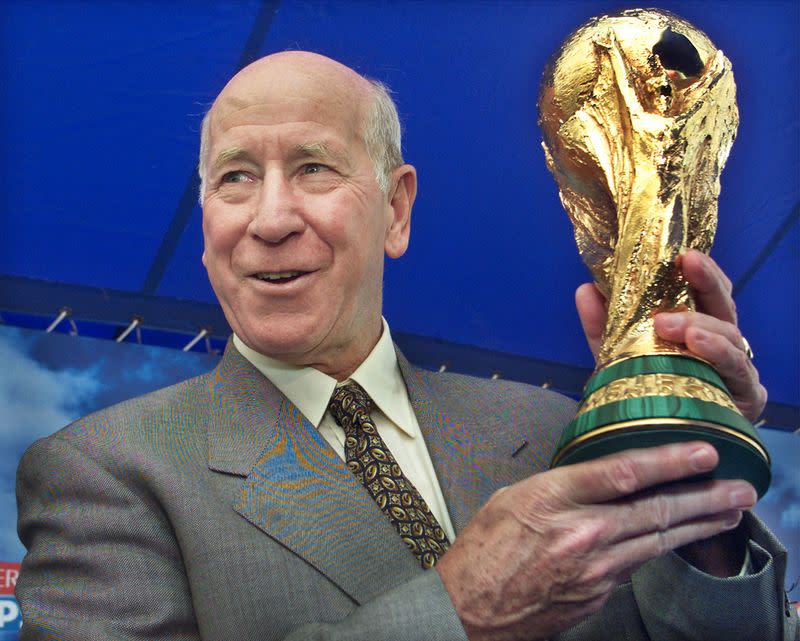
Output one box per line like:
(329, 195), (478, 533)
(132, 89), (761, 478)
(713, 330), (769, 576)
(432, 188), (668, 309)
(1, 4), (798, 633)
(1, 1), (796, 426)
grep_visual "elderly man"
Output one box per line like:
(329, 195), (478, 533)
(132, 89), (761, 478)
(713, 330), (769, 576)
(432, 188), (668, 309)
(16, 51), (797, 641)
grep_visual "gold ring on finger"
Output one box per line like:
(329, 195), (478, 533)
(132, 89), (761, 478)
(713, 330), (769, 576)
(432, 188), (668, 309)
(741, 336), (754, 361)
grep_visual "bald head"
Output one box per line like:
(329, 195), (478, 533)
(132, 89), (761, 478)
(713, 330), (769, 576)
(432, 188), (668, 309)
(198, 51), (403, 201)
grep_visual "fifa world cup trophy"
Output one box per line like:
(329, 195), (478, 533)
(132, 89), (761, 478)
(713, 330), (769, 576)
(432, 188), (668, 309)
(539, 9), (771, 496)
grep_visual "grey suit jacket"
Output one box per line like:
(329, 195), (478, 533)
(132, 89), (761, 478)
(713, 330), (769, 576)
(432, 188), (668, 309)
(16, 344), (799, 641)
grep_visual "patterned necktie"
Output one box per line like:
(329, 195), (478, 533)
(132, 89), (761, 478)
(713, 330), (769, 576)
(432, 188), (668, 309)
(328, 382), (450, 569)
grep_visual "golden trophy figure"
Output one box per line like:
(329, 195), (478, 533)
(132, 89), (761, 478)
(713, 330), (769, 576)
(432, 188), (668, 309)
(539, 9), (771, 496)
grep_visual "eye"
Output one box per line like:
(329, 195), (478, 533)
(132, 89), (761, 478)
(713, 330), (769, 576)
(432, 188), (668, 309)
(221, 171), (252, 184)
(302, 163), (329, 175)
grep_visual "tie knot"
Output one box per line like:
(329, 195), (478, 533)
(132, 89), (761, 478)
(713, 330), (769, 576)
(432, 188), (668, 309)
(328, 382), (373, 435)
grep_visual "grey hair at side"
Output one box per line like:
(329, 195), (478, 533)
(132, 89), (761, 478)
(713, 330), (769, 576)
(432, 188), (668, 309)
(196, 78), (404, 203)
(363, 78), (404, 194)
(197, 113), (212, 204)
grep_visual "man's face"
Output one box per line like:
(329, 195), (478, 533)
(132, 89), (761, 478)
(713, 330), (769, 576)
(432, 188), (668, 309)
(201, 54), (412, 377)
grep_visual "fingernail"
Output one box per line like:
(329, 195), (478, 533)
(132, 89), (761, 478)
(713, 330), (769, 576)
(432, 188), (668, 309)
(692, 328), (709, 344)
(659, 313), (681, 331)
(724, 511), (742, 530)
(689, 446), (715, 472)
(731, 486), (756, 509)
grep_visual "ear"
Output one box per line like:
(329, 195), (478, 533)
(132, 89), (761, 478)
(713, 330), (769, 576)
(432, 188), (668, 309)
(384, 164), (417, 259)
(200, 211), (208, 267)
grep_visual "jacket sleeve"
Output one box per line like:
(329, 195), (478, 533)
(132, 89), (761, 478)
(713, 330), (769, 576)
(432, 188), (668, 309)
(16, 434), (202, 641)
(631, 511), (800, 641)
(281, 570), (467, 641)
(16, 433), (470, 641)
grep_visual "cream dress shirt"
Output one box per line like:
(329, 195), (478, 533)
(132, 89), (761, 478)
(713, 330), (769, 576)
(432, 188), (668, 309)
(232, 319), (456, 543)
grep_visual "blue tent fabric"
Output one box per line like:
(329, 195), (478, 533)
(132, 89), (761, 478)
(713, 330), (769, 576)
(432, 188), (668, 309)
(1, 1), (797, 421)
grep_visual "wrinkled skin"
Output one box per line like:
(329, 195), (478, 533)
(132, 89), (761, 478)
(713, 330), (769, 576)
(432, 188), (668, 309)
(201, 52), (416, 381)
(437, 442), (754, 641)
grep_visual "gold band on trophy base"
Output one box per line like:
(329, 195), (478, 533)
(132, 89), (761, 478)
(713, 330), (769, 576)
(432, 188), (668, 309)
(538, 9), (771, 496)
(550, 354), (771, 497)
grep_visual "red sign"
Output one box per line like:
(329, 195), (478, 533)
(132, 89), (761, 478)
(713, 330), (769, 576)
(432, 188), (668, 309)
(0, 563), (19, 596)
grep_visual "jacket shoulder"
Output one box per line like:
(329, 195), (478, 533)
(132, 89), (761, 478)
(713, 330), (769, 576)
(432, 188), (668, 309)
(404, 364), (578, 465)
(414, 366), (577, 416)
(24, 368), (216, 467)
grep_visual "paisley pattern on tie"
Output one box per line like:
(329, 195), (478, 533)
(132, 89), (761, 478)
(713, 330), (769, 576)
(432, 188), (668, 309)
(328, 383), (450, 569)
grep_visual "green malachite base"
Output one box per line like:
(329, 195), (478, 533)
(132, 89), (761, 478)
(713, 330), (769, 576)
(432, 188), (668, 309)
(550, 355), (772, 498)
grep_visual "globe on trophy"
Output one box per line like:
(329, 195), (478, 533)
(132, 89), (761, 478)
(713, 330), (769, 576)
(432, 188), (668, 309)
(538, 9), (771, 496)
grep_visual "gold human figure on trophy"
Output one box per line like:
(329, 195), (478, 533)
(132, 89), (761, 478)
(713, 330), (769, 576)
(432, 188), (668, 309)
(540, 9), (737, 367)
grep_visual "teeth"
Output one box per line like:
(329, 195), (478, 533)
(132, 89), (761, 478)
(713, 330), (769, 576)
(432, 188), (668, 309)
(255, 271), (303, 281)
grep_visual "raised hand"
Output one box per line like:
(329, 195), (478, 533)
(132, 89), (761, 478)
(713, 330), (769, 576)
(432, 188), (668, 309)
(576, 249), (766, 421)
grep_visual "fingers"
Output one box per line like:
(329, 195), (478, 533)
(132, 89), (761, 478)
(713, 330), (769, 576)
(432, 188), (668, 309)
(653, 311), (766, 421)
(607, 479), (756, 544)
(678, 249), (736, 324)
(654, 309), (744, 349)
(654, 250), (767, 421)
(611, 508), (745, 576)
(547, 442), (720, 504)
(685, 326), (767, 421)
(575, 283), (607, 361)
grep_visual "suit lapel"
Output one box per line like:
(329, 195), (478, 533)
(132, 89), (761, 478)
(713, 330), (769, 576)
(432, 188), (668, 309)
(397, 350), (533, 534)
(205, 342), (534, 601)
(206, 344), (421, 604)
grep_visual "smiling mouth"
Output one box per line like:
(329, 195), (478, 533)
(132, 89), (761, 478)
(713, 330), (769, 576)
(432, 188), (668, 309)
(252, 271), (309, 284)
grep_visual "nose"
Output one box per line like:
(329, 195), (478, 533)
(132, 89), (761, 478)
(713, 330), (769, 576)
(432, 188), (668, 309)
(247, 170), (306, 244)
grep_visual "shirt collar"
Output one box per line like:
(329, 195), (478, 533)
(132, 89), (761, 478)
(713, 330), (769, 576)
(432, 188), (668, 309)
(232, 333), (335, 427)
(349, 319), (416, 438)
(232, 319), (416, 438)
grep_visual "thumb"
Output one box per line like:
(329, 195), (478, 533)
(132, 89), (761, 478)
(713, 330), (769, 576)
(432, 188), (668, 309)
(575, 283), (607, 361)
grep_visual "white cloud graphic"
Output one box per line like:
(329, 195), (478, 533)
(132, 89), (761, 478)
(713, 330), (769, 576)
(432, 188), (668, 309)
(0, 332), (102, 445)
(0, 330), (104, 561)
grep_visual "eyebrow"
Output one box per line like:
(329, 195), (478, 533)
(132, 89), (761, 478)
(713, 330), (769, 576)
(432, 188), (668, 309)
(211, 147), (252, 173)
(294, 141), (345, 163)
(210, 140), (349, 174)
